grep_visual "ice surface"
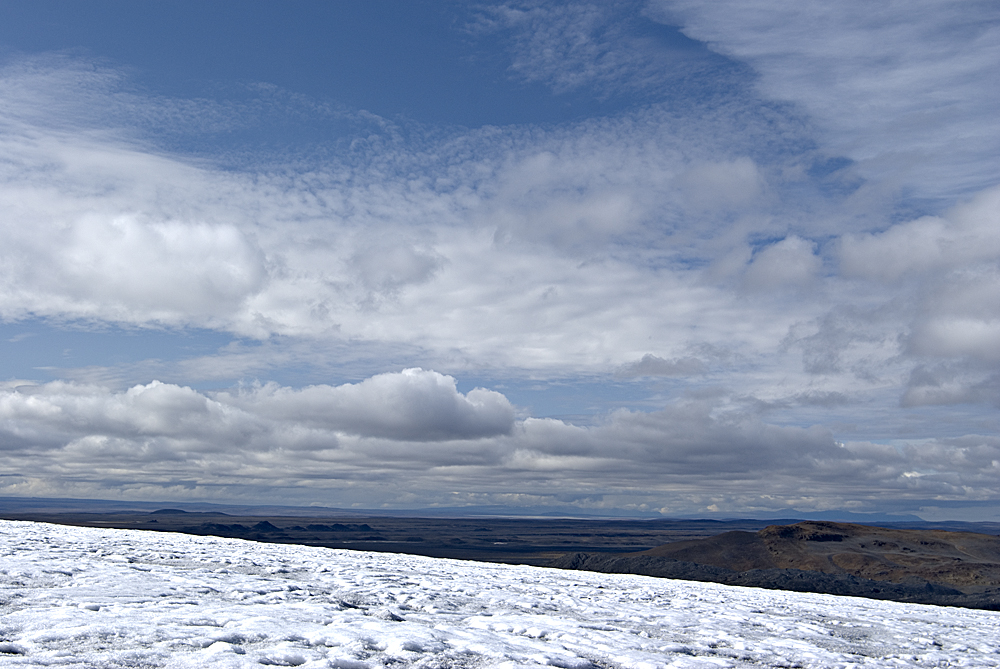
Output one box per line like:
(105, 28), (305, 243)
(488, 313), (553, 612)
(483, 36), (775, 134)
(0, 520), (997, 668)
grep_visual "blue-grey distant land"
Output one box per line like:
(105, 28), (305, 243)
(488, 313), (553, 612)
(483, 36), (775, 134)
(0, 0), (998, 522)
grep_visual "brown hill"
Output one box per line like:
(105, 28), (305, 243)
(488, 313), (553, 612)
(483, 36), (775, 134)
(639, 521), (1000, 592)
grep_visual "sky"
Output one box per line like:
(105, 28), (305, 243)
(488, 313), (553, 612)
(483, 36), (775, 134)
(0, 0), (999, 520)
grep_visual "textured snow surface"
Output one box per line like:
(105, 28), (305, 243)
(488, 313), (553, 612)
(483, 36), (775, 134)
(0, 521), (998, 668)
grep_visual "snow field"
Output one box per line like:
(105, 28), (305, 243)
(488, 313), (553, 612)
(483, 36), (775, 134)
(0, 520), (998, 668)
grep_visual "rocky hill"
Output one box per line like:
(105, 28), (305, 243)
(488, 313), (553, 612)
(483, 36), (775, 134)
(549, 521), (1000, 609)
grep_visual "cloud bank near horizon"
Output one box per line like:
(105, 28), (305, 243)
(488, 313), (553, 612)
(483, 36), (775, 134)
(2, 371), (995, 517)
(0, 1), (998, 519)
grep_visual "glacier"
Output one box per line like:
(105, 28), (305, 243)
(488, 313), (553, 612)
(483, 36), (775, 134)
(0, 520), (997, 668)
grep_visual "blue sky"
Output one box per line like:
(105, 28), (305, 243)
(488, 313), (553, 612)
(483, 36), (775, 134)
(1, 0), (999, 520)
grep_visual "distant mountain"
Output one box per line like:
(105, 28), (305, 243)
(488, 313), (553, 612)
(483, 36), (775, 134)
(720, 509), (925, 523)
(0, 495), (934, 523)
(0, 496), (368, 517)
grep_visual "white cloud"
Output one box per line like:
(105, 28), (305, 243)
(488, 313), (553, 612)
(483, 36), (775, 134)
(222, 369), (515, 442)
(1, 373), (996, 514)
(0, 54), (809, 368)
(901, 364), (1000, 408)
(743, 236), (821, 292)
(838, 186), (1000, 368)
(0, 96), (269, 328)
(48, 215), (263, 320)
(616, 354), (706, 377)
(0, 370), (512, 453)
(349, 240), (442, 301)
(910, 312), (1000, 364)
(840, 186), (1000, 282)
(675, 157), (765, 213)
(657, 0), (1000, 199)
(647, 0), (1000, 413)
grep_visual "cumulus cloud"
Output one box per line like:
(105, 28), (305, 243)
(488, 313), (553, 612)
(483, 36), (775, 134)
(2, 372), (995, 515)
(222, 369), (515, 442)
(840, 186), (1000, 282)
(909, 301), (1000, 363)
(0, 82), (269, 328)
(0, 370), (513, 454)
(837, 186), (1000, 374)
(44, 215), (263, 320)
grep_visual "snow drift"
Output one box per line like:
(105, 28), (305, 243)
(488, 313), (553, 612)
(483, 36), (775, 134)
(0, 520), (998, 668)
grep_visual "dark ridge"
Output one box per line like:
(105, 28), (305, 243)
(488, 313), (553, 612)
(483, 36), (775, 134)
(150, 509), (188, 515)
(548, 551), (1000, 608)
(549, 521), (1000, 610)
(638, 530), (777, 571)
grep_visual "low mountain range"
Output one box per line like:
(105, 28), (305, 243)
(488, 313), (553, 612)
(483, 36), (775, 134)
(549, 521), (1000, 609)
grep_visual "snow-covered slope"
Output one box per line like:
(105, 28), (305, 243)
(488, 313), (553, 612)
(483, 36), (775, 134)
(0, 521), (997, 668)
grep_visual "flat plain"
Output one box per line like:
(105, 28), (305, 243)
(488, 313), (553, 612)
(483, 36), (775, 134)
(0, 510), (780, 565)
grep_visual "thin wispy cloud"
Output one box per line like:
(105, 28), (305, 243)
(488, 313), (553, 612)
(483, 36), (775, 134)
(658, 0), (1000, 199)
